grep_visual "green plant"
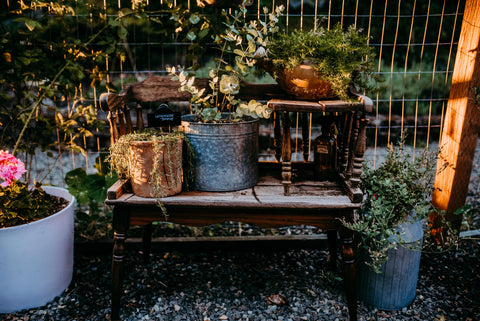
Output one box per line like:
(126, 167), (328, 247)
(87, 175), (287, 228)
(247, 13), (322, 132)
(65, 153), (117, 241)
(167, 4), (284, 122)
(342, 139), (443, 272)
(265, 24), (380, 100)
(0, 1), (172, 181)
(0, 181), (54, 228)
(107, 129), (193, 213)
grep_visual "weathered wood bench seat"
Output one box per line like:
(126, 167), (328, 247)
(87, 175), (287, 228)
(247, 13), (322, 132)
(100, 76), (372, 321)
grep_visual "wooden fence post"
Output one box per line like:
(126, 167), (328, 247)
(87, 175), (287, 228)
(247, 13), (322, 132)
(431, 0), (480, 237)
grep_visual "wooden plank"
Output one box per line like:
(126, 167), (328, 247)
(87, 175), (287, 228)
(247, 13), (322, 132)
(129, 76), (207, 102)
(130, 208), (349, 230)
(253, 184), (358, 208)
(338, 173), (363, 203)
(75, 234), (329, 254)
(107, 188), (358, 210)
(103, 77), (286, 110)
(267, 99), (365, 113)
(432, 0), (480, 234)
(106, 176), (359, 209)
(350, 90), (374, 113)
(106, 180), (130, 200)
(236, 83), (285, 100)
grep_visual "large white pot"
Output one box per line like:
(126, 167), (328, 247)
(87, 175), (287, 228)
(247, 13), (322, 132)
(0, 186), (75, 313)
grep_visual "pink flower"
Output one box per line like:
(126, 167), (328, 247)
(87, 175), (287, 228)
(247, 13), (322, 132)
(0, 150), (26, 187)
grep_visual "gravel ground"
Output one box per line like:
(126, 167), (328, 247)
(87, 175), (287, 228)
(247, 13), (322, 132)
(1, 239), (479, 321)
(1, 143), (479, 321)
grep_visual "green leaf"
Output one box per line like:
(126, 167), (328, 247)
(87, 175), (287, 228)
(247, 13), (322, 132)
(117, 27), (128, 39)
(235, 56), (247, 73)
(198, 28), (209, 39)
(118, 8), (133, 17)
(86, 174), (107, 203)
(233, 49), (246, 57)
(24, 19), (42, 32)
(186, 31), (197, 41)
(189, 14), (201, 25)
(108, 19), (120, 27)
(247, 40), (256, 54)
(105, 172), (119, 188)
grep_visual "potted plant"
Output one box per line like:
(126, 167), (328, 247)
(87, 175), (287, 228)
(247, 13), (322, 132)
(261, 24), (379, 100)
(0, 150), (75, 313)
(342, 140), (443, 310)
(107, 129), (193, 213)
(167, 5), (284, 191)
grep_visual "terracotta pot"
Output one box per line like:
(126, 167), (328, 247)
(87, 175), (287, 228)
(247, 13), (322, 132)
(277, 62), (336, 100)
(128, 138), (183, 198)
(264, 60), (337, 100)
(196, 0), (252, 8)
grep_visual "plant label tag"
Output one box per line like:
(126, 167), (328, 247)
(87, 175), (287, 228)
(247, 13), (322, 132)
(147, 104), (181, 127)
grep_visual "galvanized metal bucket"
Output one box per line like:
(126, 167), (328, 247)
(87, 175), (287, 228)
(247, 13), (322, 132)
(357, 218), (424, 310)
(182, 114), (259, 191)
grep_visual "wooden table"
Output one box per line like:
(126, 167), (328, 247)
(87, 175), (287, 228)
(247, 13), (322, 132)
(107, 167), (361, 321)
(101, 81), (372, 320)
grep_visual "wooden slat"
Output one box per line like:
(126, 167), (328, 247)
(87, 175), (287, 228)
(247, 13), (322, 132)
(106, 177), (359, 210)
(128, 207), (350, 230)
(128, 76), (206, 102)
(106, 180), (130, 200)
(75, 234), (330, 254)
(102, 77), (285, 112)
(267, 99), (366, 113)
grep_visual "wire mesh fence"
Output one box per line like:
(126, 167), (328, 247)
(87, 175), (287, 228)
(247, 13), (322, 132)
(4, 0), (467, 182)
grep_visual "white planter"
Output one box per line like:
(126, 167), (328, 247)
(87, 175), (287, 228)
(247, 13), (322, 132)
(0, 186), (75, 313)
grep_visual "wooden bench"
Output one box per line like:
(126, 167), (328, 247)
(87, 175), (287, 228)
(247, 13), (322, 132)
(100, 75), (372, 321)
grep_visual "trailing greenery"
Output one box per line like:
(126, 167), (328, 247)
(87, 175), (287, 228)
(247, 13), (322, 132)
(107, 129), (194, 214)
(342, 138), (445, 272)
(266, 24), (380, 100)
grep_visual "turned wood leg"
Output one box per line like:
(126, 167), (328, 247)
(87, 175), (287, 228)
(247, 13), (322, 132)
(327, 230), (338, 271)
(281, 111), (292, 196)
(301, 112), (310, 162)
(111, 206), (130, 321)
(142, 223), (152, 264)
(273, 112), (282, 162)
(339, 224), (357, 321)
(351, 114), (368, 189)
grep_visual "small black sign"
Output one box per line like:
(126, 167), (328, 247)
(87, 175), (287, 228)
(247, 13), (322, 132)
(147, 104), (181, 127)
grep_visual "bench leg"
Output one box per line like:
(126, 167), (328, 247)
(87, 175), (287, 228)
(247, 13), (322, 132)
(142, 223), (152, 264)
(340, 227), (357, 321)
(111, 207), (129, 321)
(327, 230), (338, 270)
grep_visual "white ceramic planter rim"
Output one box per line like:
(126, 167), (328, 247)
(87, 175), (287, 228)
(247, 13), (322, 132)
(1, 186), (74, 231)
(0, 186), (75, 314)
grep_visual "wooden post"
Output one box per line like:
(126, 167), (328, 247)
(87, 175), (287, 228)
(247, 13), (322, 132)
(431, 0), (480, 235)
